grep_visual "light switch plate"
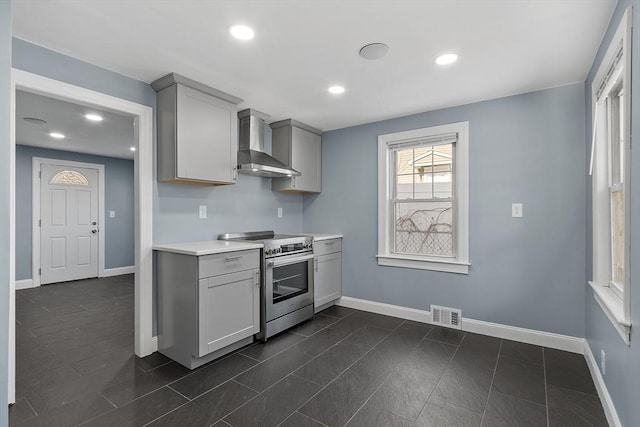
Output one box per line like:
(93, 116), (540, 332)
(512, 203), (523, 218)
(109, 210), (116, 218)
(199, 205), (207, 219)
(277, 207), (283, 218)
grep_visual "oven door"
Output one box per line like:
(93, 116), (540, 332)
(264, 253), (314, 322)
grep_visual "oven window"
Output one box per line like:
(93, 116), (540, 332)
(272, 261), (309, 303)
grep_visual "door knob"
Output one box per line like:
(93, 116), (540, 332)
(91, 230), (98, 234)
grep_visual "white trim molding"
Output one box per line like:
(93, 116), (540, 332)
(590, 6), (633, 345)
(583, 341), (623, 427)
(337, 296), (584, 354)
(32, 157), (106, 287)
(103, 266), (136, 277)
(15, 279), (35, 291)
(377, 121), (470, 274)
(589, 281), (631, 345)
(9, 68), (155, 405)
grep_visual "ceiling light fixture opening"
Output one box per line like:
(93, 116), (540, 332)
(130, 146), (136, 152)
(49, 132), (65, 139)
(85, 113), (103, 122)
(435, 53), (458, 66)
(230, 25), (255, 40)
(328, 86), (345, 95)
(359, 43), (389, 60)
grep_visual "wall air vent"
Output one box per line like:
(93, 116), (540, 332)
(431, 305), (462, 330)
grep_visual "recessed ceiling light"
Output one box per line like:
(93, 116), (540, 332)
(435, 53), (458, 66)
(130, 146), (136, 152)
(229, 25), (255, 40)
(85, 113), (103, 122)
(328, 86), (345, 95)
(49, 132), (65, 139)
(359, 43), (389, 60)
(251, 168), (259, 172)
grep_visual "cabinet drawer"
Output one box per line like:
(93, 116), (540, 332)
(199, 249), (260, 278)
(314, 238), (342, 256)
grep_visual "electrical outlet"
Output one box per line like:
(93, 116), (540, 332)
(199, 205), (207, 219)
(277, 207), (283, 218)
(600, 349), (606, 375)
(109, 210), (116, 218)
(511, 203), (523, 218)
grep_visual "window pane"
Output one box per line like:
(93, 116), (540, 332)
(396, 143), (453, 200)
(611, 188), (624, 284)
(394, 201), (454, 257)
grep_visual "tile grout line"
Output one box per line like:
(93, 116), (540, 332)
(287, 319), (402, 422)
(166, 384), (192, 401)
(479, 339), (503, 426)
(543, 348), (550, 427)
(342, 321), (432, 426)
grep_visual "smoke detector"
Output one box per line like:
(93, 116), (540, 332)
(359, 43), (389, 60)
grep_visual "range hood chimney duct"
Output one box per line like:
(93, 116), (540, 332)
(237, 109), (300, 178)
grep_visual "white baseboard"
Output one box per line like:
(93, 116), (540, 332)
(338, 296), (432, 323)
(102, 266), (135, 277)
(15, 279), (36, 290)
(462, 317), (584, 354)
(336, 296), (583, 354)
(583, 341), (622, 427)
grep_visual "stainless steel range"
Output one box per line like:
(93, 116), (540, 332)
(218, 231), (314, 341)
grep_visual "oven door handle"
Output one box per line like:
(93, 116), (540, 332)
(267, 254), (314, 268)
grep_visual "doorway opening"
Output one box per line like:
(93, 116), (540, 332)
(9, 69), (154, 407)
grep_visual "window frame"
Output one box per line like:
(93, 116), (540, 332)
(377, 121), (469, 274)
(589, 6), (632, 345)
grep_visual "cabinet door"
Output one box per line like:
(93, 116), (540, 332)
(198, 268), (259, 357)
(314, 252), (342, 308)
(176, 85), (237, 183)
(291, 127), (321, 193)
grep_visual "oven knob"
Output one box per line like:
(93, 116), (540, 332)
(265, 249), (271, 256)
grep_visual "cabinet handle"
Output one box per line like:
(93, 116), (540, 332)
(225, 256), (242, 262)
(314, 258), (319, 272)
(292, 176), (296, 188)
(255, 270), (260, 287)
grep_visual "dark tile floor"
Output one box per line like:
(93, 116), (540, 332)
(10, 277), (608, 427)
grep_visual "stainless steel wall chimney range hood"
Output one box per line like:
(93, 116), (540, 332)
(237, 109), (300, 178)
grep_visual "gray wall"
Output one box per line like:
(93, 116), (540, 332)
(584, 1), (640, 426)
(15, 145), (135, 280)
(1, 1), (11, 424)
(304, 83), (587, 338)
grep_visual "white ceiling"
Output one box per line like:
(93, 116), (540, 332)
(12, 0), (615, 131)
(17, 90), (135, 159)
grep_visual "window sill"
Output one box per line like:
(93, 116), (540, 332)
(377, 254), (470, 274)
(589, 281), (631, 345)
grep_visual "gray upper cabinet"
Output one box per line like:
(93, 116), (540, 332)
(152, 73), (243, 185)
(270, 119), (322, 193)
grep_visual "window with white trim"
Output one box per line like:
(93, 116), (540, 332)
(377, 122), (469, 274)
(589, 7), (632, 345)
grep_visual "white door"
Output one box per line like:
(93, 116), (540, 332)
(40, 163), (99, 284)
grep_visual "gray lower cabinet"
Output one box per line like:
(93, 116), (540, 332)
(157, 249), (260, 369)
(152, 73), (243, 185)
(313, 238), (342, 312)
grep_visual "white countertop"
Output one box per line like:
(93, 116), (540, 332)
(153, 240), (263, 256)
(296, 233), (343, 241)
